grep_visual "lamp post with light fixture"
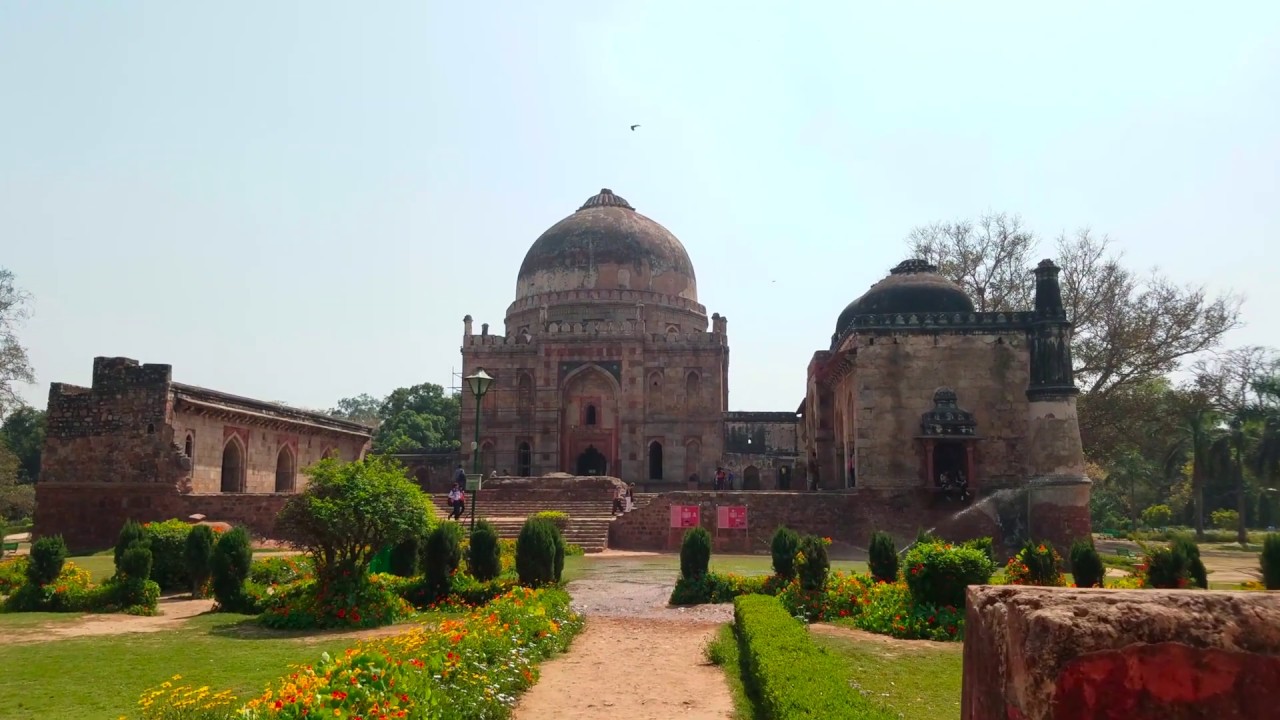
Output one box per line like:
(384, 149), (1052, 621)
(465, 368), (495, 531)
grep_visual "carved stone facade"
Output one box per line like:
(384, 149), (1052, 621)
(35, 356), (372, 550)
(461, 189), (742, 489)
(799, 258), (1091, 548)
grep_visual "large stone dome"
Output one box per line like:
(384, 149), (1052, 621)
(515, 189), (698, 302)
(834, 259), (974, 336)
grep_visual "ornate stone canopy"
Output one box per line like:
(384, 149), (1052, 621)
(919, 388), (978, 437)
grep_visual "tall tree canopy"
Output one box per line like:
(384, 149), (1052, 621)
(0, 269), (35, 418)
(0, 406), (44, 484)
(329, 383), (460, 454)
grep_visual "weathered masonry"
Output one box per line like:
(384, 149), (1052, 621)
(35, 357), (372, 550)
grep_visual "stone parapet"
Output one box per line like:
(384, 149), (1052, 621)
(962, 586), (1280, 720)
(505, 288), (708, 318)
(462, 324), (729, 348)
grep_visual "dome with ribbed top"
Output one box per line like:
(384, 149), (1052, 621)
(834, 259), (974, 337)
(515, 189), (698, 302)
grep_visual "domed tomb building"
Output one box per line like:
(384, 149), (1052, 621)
(799, 258), (1090, 540)
(459, 189), (734, 485)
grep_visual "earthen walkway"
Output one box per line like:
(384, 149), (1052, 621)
(512, 555), (735, 720)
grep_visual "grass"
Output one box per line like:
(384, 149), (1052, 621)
(0, 611), (442, 720)
(815, 628), (964, 720)
(705, 624), (760, 720)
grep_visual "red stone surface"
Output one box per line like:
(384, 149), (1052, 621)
(1054, 643), (1280, 719)
(962, 586), (1280, 720)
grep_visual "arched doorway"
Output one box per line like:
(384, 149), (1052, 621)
(274, 446), (295, 493)
(576, 445), (607, 475)
(517, 442), (533, 477)
(220, 438), (245, 493)
(648, 441), (664, 480)
(743, 465), (761, 490)
(778, 465), (792, 490)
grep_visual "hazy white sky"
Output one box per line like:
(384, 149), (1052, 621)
(3, 2), (1277, 413)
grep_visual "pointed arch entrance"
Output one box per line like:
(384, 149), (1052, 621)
(220, 437), (245, 493)
(560, 364), (620, 477)
(274, 446), (296, 493)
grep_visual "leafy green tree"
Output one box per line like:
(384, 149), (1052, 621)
(329, 383), (461, 453)
(0, 406), (43, 484)
(0, 445), (34, 521)
(275, 455), (432, 586)
(0, 270), (35, 418)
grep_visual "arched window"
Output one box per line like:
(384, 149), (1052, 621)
(585, 404), (598, 426)
(517, 442), (533, 477)
(275, 446), (296, 493)
(648, 441), (664, 480)
(518, 373), (535, 412)
(685, 371), (701, 405)
(220, 437), (245, 493)
(183, 434), (194, 458)
(479, 440), (495, 475)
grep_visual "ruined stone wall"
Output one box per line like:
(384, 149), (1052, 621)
(172, 410), (367, 494)
(842, 332), (1030, 489)
(721, 411), (802, 490)
(460, 324), (727, 486)
(609, 490), (1005, 552)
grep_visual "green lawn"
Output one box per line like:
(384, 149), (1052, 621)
(815, 627), (964, 720)
(569, 553), (865, 585)
(0, 612), (439, 720)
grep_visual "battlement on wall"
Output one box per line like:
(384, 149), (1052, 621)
(46, 357), (173, 440)
(505, 288), (708, 317)
(464, 322), (729, 348)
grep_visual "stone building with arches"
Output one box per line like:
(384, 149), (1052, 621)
(460, 188), (792, 488)
(34, 356), (372, 550)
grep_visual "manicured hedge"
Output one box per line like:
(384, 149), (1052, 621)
(732, 594), (897, 720)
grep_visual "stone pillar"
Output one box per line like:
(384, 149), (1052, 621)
(463, 314), (473, 337)
(1025, 259), (1091, 549)
(963, 586), (1280, 720)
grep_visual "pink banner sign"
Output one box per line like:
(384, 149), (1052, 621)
(717, 505), (748, 530)
(670, 505), (700, 528)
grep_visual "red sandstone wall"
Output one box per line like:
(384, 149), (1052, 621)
(36, 483), (291, 552)
(610, 490), (1005, 553)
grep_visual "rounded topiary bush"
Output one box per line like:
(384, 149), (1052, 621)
(516, 518), (560, 587)
(868, 531), (898, 583)
(27, 535), (68, 586)
(770, 526), (800, 579)
(183, 524), (216, 597)
(468, 520), (502, 582)
(114, 520), (148, 571)
(796, 535), (830, 591)
(118, 544), (153, 583)
(1170, 536), (1207, 589)
(680, 526), (712, 581)
(1069, 539), (1105, 588)
(1262, 533), (1280, 590)
(902, 541), (995, 608)
(210, 527), (256, 613)
(424, 523), (464, 599)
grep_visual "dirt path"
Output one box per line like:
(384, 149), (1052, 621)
(513, 556), (735, 720)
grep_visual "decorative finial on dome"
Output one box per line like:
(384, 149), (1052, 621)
(577, 188), (635, 212)
(890, 259), (939, 275)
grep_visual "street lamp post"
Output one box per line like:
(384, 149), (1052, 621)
(464, 368), (495, 532)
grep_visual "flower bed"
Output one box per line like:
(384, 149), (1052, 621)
(133, 586), (584, 720)
(731, 594), (896, 720)
(777, 572), (964, 642)
(258, 573), (414, 630)
(1, 558), (161, 616)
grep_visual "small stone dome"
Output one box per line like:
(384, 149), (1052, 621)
(515, 189), (697, 302)
(834, 259), (974, 337)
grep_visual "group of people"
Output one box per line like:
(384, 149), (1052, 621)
(938, 469), (971, 502)
(713, 466), (735, 491)
(613, 483), (636, 514)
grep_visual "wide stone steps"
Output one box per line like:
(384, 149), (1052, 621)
(429, 494), (616, 552)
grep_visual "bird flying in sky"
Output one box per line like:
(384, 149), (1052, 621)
(630, 124), (640, 131)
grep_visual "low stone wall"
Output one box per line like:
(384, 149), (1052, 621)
(35, 483), (291, 552)
(609, 490), (1005, 553)
(961, 586), (1280, 720)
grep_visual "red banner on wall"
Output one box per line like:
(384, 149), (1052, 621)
(670, 505), (700, 528)
(717, 505), (748, 529)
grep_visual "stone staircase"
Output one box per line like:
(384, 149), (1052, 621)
(430, 493), (619, 552)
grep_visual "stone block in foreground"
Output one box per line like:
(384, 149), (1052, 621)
(961, 585), (1280, 720)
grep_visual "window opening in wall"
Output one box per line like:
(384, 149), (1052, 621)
(275, 446), (296, 493)
(517, 442), (532, 476)
(184, 434), (194, 458)
(146, 423), (155, 434)
(648, 441), (664, 480)
(933, 441), (968, 496)
(220, 438), (245, 493)
(585, 405), (598, 426)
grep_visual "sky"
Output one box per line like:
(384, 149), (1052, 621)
(2, 2), (1278, 414)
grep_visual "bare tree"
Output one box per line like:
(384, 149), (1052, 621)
(907, 214), (1242, 405)
(0, 270), (35, 417)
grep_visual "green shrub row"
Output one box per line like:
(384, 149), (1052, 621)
(2, 535), (159, 615)
(732, 594), (897, 720)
